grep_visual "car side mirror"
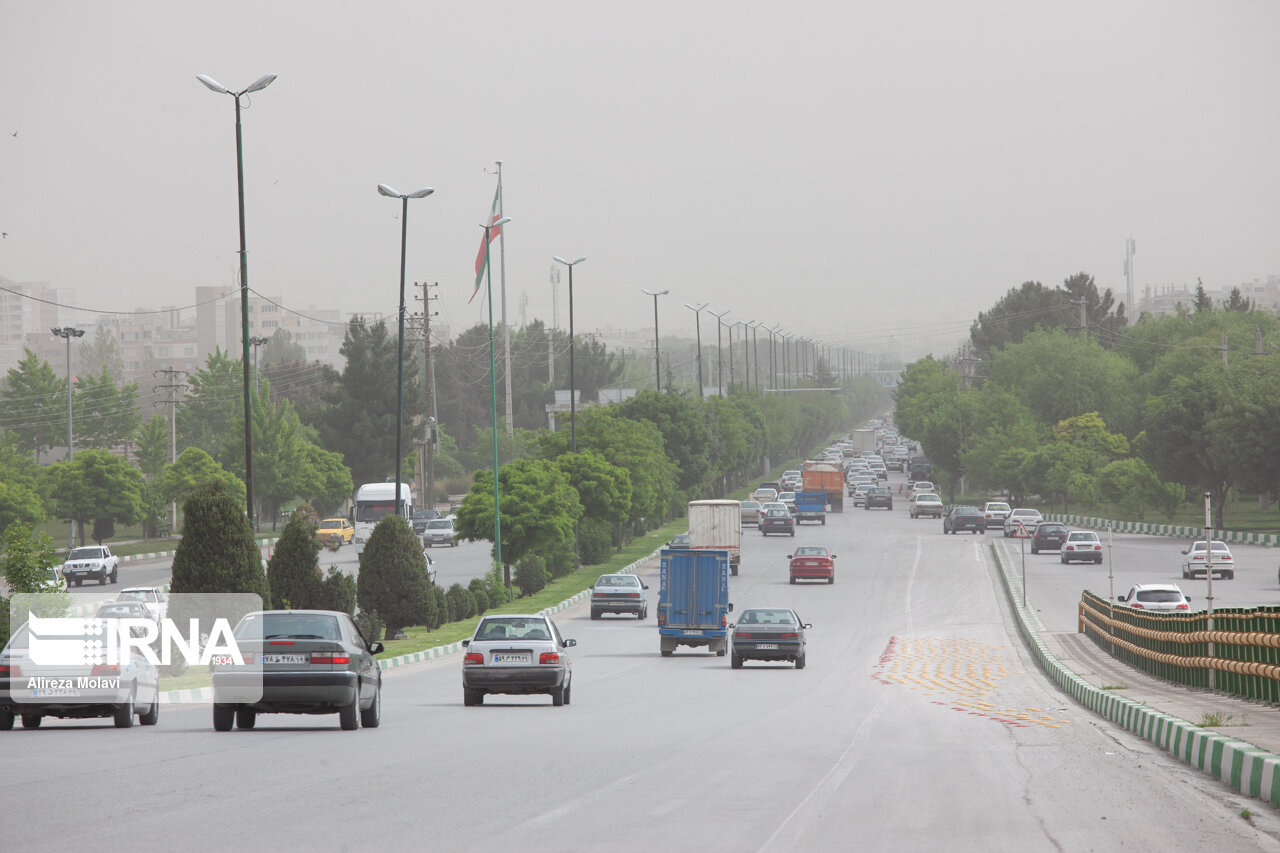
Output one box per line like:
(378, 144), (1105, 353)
(1115, 595), (1126, 603)
(1181, 549), (1188, 555)
(369, 642), (384, 654)
(804, 623), (813, 629)
(787, 554), (793, 559)
(727, 603), (734, 613)
(461, 639), (470, 647)
(728, 623), (736, 629)
(831, 555), (837, 559)
(642, 584), (649, 589)
(563, 638), (577, 647)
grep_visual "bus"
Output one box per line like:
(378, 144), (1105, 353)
(353, 482), (413, 545)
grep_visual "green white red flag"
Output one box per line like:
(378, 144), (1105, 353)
(471, 183), (503, 304)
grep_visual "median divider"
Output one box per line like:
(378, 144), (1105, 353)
(990, 539), (1280, 807)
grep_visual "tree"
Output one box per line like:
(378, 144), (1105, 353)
(1194, 280), (1212, 313)
(261, 328), (307, 367)
(79, 325), (125, 380)
(169, 482), (271, 610)
(267, 512), (324, 610)
(1098, 458), (1183, 520)
(45, 449), (145, 546)
(619, 390), (711, 491)
(320, 318), (425, 487)
(1139, 367), (1231, 527)
(134, 414), (169, 481)
(455, 458), (582, 572)
(177, 349), (245, 470)
(355, 514), (436, 640)
(156, 447), (246, 517)
(1207, 357), (1280, 499)
(1223, 286), (1253, 313)
(1, 348), (65, 460)
(0, 480), (44, 530)
(1, 521), (61, 594)
(249, 379), (310, 527)
(73, 368), (141, 450)
(299, 443), (353, 518)
(970, 281), (1069, 353)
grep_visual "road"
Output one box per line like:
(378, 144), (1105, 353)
(9, 479), (1280, 852)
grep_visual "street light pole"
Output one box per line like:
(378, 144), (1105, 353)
(708, 309), (729, 396)
(197, 72), (276, 530)
(684, 303), (709, 398)
(52, 326), (84, 549)
(248, 335), (269, 392)
(641, 288), (669, 393)
(484, 218), (513, 571)
(378, 183), (434, 523)
(553, 256), (587, 452)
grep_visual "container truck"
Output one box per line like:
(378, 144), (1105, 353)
(657, 548), (733, 656)
(688, 499), (742, 576)
(801, 463), (844, 513)
(850, 429), (877, 455)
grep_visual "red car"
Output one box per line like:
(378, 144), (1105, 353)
(789, 546), (836, 584)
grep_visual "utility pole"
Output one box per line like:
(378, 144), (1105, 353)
(153, 367), (188, 535)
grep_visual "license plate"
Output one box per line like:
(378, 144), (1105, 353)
(263, 654), (308, 664)
(493, 653), (530, 664)
(681, 630), (702, 636)
(755, 643), (779, 650)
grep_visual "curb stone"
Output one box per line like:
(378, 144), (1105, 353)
(990, 540), (1280, 807)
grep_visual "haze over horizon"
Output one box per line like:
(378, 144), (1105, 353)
(3, 2), (1278, 363)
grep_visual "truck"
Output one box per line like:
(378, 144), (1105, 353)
(850, 429), (877, 455)
(907, 456), (932, 483)
(793, 491), (828, 524)
(802, 462), (844, 513)
(657, 548), (732, 657)
(353, 482), (413, 545)
(688, 499), (742, 576)
(62, 545), (119, 586)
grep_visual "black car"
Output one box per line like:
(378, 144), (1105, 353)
(730, 608), (810, 669)
(411, 508), (441, 534)
(864, 486), (893, 510)
(760, 508), (796, 537)
(943, 505), (986, 534)
(212, 610), (383, 732)
(1031, 522), (1069, 553)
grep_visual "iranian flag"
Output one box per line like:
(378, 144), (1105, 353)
(471, 184), (503, 304)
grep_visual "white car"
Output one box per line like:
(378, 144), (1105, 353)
(423, 517), (458, 547)
(910, 481), (935, 497)
(1180, 540), (1234, 580)
(1116, 583), (1190, 612)
(116, 587), (168, 622)
(62, 546), (120, 586)
(40, 566), (68, 593)
(462, 614), (575, 706)
(1060, 531), (1103, 564)
(1002, 509), (1043, 537)
(910, 494), (944, 518)
(982, 501), (1012, 530)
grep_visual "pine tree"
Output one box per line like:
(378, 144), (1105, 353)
(355, 514), (435, 639)
(170, 482), (270, 607)
(267, 512), (323, 610)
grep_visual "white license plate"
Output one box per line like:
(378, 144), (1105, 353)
(681, 630), (702, 636)
(755, 643), (779, 650)
(263, 654), (308, 664)
(493, 653), (530, 664)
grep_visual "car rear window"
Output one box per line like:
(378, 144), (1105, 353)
(238, 613), (342, 641)
(1136, 590), (1184, 603)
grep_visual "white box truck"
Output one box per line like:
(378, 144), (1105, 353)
(851, 429), (877, 455)
(688, 499), (742, 576)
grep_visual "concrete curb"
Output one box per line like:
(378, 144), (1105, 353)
(1045, 514), (1278, 547)
(990, 539), (1280, 807)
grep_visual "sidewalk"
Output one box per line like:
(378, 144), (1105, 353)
(992, 540), (1280, 806)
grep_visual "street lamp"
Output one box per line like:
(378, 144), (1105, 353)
(553, 256), (587, 451)
(52, 326), (85, 548)
(684, 302), (709, 398)
(197, 72), (276, 530)
(641, 288), (669, 393)
(248, 335), (269, 392)
(484, 217), (513, 569)
(708, 309), (730, 397)
(731, 320), (750, 393)
(748, 321), (761, 392)
(378, 183), (435, 523)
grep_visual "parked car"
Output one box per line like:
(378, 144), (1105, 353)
(1060, 531), (1103, 564)
(864, 486), (893, 510)
(788, 546), (835, 584)
(317, 517), (354, 546)
(211, 609), (384, 731)
(981, 502), (1012, 530)
(462, 614), (575, 706)
(62, 545), (119, 586)
(422, 517), (459, 548)
(760, 507), (796, 537)
(1030, 522), (1069, 553)
(1181, 540), (1235, 580)
(1116, 584), (1190, 612)
(1002, 509), (1043, 537)
(943, 505), (986, 534)
(730, 608), (810, 669)
(590, 573), (648, 620)
(739, 500), (762, 527)
(116, 587), (168, 623)
(910, 494), (945, 519)
(0, 620), (160, 729)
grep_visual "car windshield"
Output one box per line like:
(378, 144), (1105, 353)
(68, 548), (104, 559)
(319, 519), (344, 529)
(238, 612), (342, 641)
(1136, 590), (1185, 603)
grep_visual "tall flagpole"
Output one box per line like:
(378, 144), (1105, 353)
(498, 161), (514, 437)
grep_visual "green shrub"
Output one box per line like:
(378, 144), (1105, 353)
(468, 578), (490, 615)
(355, 610), (384, 643)
(445, 583), (475, 621)
(514, 553), (548, 597)
(577, 518), (613, 565)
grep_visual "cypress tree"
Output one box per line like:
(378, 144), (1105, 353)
(170, 482), (271, 607)
(355, 514), (435, 639)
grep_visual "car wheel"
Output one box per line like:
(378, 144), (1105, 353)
(99, 573), (107, 585)
(213, 704), (234, 731)
(338, 697), (360, 730)
(716, 646), (726, 656)
(590, 609), (600, 620)
(73, 578), (81, 587)
(795, 654), (806, 670)
(1031, 547), (1039, 555)
(110, 568), (118, 583)
(21, 714), (41, 729)
(113, 696), (135, 728)
(790, 530), (795, 537)
(1225, 570), (1235, 580)
(661, 649), (673, 657)
(360, 682), (382, 728)
(828, 576), (834, 584)
(0, 712), (13, 730)
(790, 576), (796, 584)
(731, 651), (743, 669)
(235, 708), (256, 730)
(637, 608), (646, 620)
(139, 697), (159, 726)
(552, 685), (566, 707)
(463, 689), (484, 706)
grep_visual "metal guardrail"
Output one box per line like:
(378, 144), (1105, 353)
(1047, 513), (1280, 547)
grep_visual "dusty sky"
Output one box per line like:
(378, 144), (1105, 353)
(2, 1), (1278, 361)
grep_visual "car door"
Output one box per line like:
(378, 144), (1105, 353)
(344, 616), (380, 705)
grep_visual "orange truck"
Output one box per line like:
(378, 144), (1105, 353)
(801, 462), (844, 513)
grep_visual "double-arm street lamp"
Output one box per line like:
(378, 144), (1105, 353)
(553, 256), (587, 452)
(684, 302), (709, 398)
(248, 335), (269, 391)
(708, 309), (730, 397)
(641, 288), (669, 393)
(52, 326), (84, 548)
(484, 217), (513, 568)
(378, 183), (435, 523)
(197, 72), (276, 530)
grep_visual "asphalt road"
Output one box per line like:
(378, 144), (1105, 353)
(10, 479), (1280, 852)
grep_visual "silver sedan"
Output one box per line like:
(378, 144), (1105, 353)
(462, 614), (575, 707)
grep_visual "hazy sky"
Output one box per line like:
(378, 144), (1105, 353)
(3, 1), (1278, 361)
